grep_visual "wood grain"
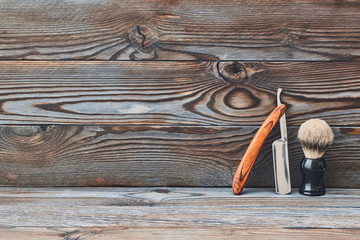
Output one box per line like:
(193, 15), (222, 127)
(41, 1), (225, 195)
(0, 61), (359, 126)
(0, 0), (360, 61)
(0, 187), (358, 231)
(0, 125), (358, 187)
(0, 227), (359, 240)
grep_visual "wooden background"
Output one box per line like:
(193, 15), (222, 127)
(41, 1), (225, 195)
(0, 0), (359, 187)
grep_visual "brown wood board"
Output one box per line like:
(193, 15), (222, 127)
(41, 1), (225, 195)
(0, 61), (359, 126)
(0, 0), (360, 61)
(0, 125), (358, 187)
(0, 187), (358, 232)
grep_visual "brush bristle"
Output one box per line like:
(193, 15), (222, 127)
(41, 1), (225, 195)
(297, 119), (334, 159)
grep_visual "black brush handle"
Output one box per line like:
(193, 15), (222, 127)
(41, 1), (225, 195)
(299, 157), (326, 196)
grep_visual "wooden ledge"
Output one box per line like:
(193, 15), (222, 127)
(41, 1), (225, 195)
(0, 187), (359, 239)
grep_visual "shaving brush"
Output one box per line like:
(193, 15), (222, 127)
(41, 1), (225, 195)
(297, 119), (334, 196)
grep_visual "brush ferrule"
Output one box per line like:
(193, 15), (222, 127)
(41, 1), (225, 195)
(302, 149), (325, 159)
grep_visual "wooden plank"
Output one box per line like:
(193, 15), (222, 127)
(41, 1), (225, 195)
(0, 227), (359, 240)
(0, 61), (359, 126)
(0, 125), (358, 187)
(0, 187), (358, 232)
(0, 0), (360, 61)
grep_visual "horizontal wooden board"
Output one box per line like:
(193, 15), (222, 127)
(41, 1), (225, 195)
(0, 61), (359, 126)
(0, 0), (360, 61)
(0, 125), (358, 187)
(1, 227), (359, 240)
(0, 187), (358, 235)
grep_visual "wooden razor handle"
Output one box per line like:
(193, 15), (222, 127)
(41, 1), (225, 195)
(232, 104), (287, 195)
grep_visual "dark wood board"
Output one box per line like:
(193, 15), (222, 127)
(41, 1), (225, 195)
(1, 61), (359, 126)
(0, 125), (358, 187)
(0, 187), (358, 239)
(0, 0), (360, 61)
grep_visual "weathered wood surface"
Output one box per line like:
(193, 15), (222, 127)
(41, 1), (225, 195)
(1, 227), (359, 240)
(0, 125), (358, 187)
(0, 187), (358, 239)
(1, 61), (359, 126)
(0, 0), (360, 61)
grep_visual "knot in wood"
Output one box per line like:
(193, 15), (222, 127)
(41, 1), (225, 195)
(8, 126), (42, 137)
(129, 25), (157, 53)
(153, 189), (170, 193)
(284, 34), (298, 46)
(217, 62), (247, 84)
